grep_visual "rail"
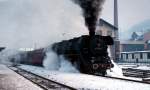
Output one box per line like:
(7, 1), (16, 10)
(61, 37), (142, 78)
(8, 66), (76, 90)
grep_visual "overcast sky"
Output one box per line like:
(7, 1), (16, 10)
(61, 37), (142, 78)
(101, 0), (150, 33)
(0, 0), (150, 48)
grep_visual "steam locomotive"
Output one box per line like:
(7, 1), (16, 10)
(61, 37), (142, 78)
(51, 35), (114, 75)
(11, 35), (114, 76)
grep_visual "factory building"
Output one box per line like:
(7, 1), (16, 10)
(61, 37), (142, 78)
(119, 31), (150, 63)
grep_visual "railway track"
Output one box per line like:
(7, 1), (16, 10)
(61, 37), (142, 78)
(104, 76), (150, 84)
(94, 74), (150, 84)
(8, 65), (150, 90)
(8, 66), (76, 90)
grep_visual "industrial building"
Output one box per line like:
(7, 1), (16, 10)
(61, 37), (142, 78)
(119, 31), (150, 63)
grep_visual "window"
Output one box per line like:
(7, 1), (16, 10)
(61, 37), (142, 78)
(128, 54), (132, 59)
(148, 53), (150, 59)
(107, 31), (112, 36)
(96, 30), (102, 35)
(123, 54), (126, 60)
(99, 23), (104, 26)
(140, 53), (143, 59)
(121, 54), (123, 59)
(132, 54), (134, 59)
(126, 54), (128, 59)
(143, 53), (147, 59)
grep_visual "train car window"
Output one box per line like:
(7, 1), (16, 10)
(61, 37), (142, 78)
(147, 53), (150, 59)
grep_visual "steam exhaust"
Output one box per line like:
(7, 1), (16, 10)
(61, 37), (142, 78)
(73, 0), (105, 36)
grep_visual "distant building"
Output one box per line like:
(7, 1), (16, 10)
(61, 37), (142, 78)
(120, 31), (150, 52)
(145, 40), (150, 50)
(144, 31), (150, 42)
(144, 32), (150, 50)
(120, 40), (145, 52)
(119, 31), (150, 63)
(96, 19), (120, 61)
(130, 32), (144, 41)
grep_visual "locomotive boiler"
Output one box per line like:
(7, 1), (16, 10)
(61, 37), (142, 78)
(52, 35), (114, 76)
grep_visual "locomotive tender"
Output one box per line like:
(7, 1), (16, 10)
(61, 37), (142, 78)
(52, 35), (114, 75)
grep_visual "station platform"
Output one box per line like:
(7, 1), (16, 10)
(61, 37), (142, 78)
(0, 64), (43, 90)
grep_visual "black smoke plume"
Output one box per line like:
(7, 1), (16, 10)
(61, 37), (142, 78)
(73, 0), (105, 36)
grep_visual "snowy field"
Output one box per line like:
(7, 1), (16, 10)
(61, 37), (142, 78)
(19, 65), (150, 90)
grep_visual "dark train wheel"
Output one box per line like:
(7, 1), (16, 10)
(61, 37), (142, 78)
(73, 58), (84, 73)
(101, 70), (107, 76)
(76, 63), (91, 74)
(74, 61), (80, 71)
(80, 64), (94, 74)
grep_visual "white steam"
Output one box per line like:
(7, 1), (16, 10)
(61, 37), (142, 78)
(0, 0), (88, 73)
(43, 50), (79, 73)
(43, 51), (60, 70)
(0, 48), (21, 64)
(107, 47), (123, 76)
(59, 55), (79, 73)
(0, 0), (88, 49)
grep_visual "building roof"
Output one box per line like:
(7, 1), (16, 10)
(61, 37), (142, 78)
(98, 18), (118, 30)
(121, 50), (150, 54)
(130, 32), (144, 41)
(135, 31), (143, 36)
(120, 40), (145, 44)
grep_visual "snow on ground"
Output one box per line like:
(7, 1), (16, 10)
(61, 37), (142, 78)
(0, 64), (43, 90)
(135, 66), (150, 70)
(118, 63), (150, 69)
(119, 64), (150, 70)
(107, 60), (123, 77)
(117, 64), (150, 81)
(19, 65), (150, 90)
(107, 61), (142, 81)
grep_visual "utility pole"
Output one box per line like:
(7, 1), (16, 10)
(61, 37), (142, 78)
(113, 0), (120, 62)
(114, 0), (118, 28)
